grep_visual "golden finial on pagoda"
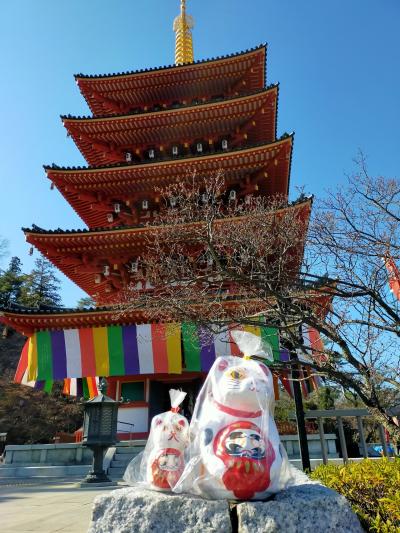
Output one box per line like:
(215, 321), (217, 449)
(173, 0), (195, 65)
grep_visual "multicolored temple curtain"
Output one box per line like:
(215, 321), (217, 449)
(24, 324), (182, 382)
(63, 377), (99, 399)
(181, 321), (282, 371)
(14, 341), (53, 393)
(181, 324), (240, 372)
(14, 322), (324, 399)
(14, 342), (99, 398)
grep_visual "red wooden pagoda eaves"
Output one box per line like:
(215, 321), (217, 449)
(23, 198), (310, 306)
(0, 5), (327, 441)
(62, 88), (278, 167)
(75, 45), (267, 117)
(0, 281), (333, 337)
(10, 42), (306, 328)
(47, 136), (293, 229)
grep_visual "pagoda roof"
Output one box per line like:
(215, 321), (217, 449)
(23, 197), (310, 305)
(46, 137), (293, 229)
(62, 88), (278, 166)
(0, 303), (148, 335)
(0, 286), (332, 337)
(1, 283), (331, 336)
(75, 45), (267, 117)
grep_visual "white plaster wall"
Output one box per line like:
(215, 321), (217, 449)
(117, 407), (148, 433)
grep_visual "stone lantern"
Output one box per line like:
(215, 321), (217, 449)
(81, 378), (119, 484)
(0, 433), (7, 457)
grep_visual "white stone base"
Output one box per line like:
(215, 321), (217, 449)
(88, 466), (362, 533)
(89, 488), (231, 533)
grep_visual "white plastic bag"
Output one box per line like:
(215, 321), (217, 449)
(174, 332), (291, 500)
(124, 389), (189, 491)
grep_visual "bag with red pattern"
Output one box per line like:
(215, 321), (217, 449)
(124, 389), (189, 491)
(174, 331), (292, 500)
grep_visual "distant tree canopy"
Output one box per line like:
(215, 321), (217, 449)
(76, 296), (96, 309)
(19, 257), (62, 308)
(0, 237), (8, 265)
(0, 257), (24, 307)
(0, 255), (62, 309)
(0, 262), (72, 445)
(0, 378), (83, 444)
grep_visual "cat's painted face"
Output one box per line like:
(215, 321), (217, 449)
(210, 356), (273, 412)
(151, 412), (189, 448)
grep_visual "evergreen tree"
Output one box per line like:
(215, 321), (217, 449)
(0, 237), (8, 265)
(19, 257), (62, 308)
(76, 296), (95, 309)
(0, 257), (24, 307)
(320, 387), (337, 411)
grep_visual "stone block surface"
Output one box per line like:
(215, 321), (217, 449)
(237, 478), (363, 533)
(89, 465), (362, 533)
(88, 487), (232, 533)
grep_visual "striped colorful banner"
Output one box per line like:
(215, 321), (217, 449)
(21, 320), (286, 382)
(15, 339), (53, 392)
(15, 322), (324, 402)
(26, 324), (182, 381)
(63, 377), (99, 399)
(182, 324), (242, 372)
(181, 322), (281, 371)
(16, 321), (324, 401)
(15, 340), (99, 398)
(242, 321), (281, 362)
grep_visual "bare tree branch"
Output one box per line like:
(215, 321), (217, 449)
(117, 167), (400, 441)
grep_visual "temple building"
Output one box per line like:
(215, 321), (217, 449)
(1, 1), (321, 439)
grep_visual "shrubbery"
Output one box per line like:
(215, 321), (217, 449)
(310, 458), (400, 532)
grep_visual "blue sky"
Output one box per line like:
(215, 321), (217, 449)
(0, 0), (399, 307)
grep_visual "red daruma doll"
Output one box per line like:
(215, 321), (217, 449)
(124, 389), (189, 492)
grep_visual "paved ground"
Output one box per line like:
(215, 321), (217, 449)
(0, 480), (123, 533)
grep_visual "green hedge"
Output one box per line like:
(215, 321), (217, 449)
(310, 458), (400, 533)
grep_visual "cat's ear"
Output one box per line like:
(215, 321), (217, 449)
(217, 358), (229, 372)
(259, 362), (272, 379)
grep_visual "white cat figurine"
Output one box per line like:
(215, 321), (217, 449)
(124, 389), (189, 491)
(175, 355), (289, 499)
(146, 393), (189, 491)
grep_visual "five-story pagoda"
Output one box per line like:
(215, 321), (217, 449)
(2, 1), (316, 439)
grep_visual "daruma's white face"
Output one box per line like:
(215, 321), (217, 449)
(210, 357), (273, 412)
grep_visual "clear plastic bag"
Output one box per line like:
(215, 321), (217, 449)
(124, 389), (189, 491)
(174, 331), (291, 500)
(231, 330), (274, 362)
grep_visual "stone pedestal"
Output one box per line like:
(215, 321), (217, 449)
(88, 466), (363, 533)
(89, 489), (231, 533)
(236, 484), (363, 533)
